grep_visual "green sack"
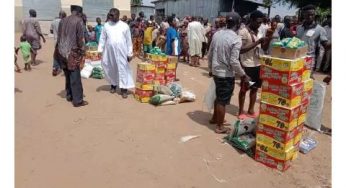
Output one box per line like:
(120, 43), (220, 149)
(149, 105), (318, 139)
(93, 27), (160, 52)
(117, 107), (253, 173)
(149, 94), (175, 106)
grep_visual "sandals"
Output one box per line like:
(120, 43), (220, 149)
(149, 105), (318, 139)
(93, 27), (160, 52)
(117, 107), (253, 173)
(215, 127), (232, 134)
(246, 112), (259, 118)
(73, 100), (89, 107)
(238, 114), (248, 120)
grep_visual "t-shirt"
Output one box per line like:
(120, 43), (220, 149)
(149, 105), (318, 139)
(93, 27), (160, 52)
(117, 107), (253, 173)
(19, 41), (31, 58)
(238, 27), (261, 67)
(166, 27), (180, 55)
(296, 23), (328, 58)
(144, 27), (154, 45)
(94, 24), (104, 43)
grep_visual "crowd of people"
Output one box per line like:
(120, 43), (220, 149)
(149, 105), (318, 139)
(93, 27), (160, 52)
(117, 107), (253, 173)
(15, 4), (332, 133)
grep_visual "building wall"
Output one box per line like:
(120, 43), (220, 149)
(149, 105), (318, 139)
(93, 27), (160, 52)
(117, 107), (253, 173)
(154, 0), (220, 22)
(131, 6), (155, 19)
(15, 0), (130, 32)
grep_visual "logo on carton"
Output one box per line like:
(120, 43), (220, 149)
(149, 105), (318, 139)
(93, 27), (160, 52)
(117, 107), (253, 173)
(264, 58), (273, 66)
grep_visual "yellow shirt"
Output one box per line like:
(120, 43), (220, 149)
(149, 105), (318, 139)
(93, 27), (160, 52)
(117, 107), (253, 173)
(144, 27), (154, 45)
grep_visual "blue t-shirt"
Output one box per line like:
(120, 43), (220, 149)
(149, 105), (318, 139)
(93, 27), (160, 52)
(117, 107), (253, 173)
(165, 27), (180, 55)
(95, 24), (104, 43)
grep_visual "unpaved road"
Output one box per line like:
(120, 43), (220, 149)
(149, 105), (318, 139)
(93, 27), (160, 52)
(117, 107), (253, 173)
(15, 33), (331, 188)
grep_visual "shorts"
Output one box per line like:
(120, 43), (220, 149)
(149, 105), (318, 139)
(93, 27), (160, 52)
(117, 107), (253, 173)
(143, 44), (152, 53)
(213, 76), (235, 106)
(243, 66), (262, 89)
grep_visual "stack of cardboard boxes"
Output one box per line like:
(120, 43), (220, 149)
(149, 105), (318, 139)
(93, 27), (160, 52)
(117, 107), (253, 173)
(255, 46), (313, 171)
(134, 54), (178, 103)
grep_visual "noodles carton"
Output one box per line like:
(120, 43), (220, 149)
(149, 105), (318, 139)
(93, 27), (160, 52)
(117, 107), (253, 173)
(261, 81), (304, 108)
(257, 123), (304, 144)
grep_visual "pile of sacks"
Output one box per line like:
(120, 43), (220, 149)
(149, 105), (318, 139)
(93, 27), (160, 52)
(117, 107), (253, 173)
(149, 83), (196, 106)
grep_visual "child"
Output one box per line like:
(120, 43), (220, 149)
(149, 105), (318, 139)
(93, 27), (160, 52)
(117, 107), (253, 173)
(94, 17), (104, 44)
(87, 25), (96, 42)
(132, 20), (142, 57)
(16, 35), (32, 71)
(14, 47), (21, 73)
(179, 24), (189, 63)
(143, 22), (154, 59)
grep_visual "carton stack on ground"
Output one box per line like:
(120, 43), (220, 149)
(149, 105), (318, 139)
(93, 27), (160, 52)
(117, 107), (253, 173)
(135, 63), (156, 103)
(255, 46), (313, 171)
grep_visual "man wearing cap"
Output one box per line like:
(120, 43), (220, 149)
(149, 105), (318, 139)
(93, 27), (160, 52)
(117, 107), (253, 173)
(22, 9), (46, 66)
(208, 12), (250, 134)
(55, 5), (88, 107)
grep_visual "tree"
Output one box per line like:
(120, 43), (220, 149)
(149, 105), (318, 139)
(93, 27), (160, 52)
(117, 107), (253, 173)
(131, 0), (143, 6)
(273, 0), (331, 9)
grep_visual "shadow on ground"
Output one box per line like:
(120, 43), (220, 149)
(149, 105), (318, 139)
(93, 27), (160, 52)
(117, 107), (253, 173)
(96, 85), (110, 92)
(186, 110), (214, 131)
(226, 103), (239, 116)
(57, 90), (66, 98)
(15, 88), (22, 93)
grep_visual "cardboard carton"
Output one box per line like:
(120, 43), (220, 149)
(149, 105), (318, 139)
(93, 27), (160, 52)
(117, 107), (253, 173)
(152, 60), (167, 69)
(155, 73), (165, 80)
(134, 94), (151, 103)
(256, 142), (299, 161)
(256, 132), (302, 152)
(135, 82), (154, 91)
(168, 56), (178, 64)
(298, 101), (309, 125)
(259, 102), (300, 131)
(137, 70), (155, 84)
(261, 81), (304, 108)
(153, 79), (166, 85)
(156, 67), (166, 74)
(135, 89), (154, 98)
(260, 66), (303, 85)
(166, 63), (177, 70)
(302, 56), (313, 81)
(257, 123), (304, 143)
(137, 62), (156, 71)
(255, 149), (298, 171)
(302, 79), (313, 104)
(271, 45), (308, 59)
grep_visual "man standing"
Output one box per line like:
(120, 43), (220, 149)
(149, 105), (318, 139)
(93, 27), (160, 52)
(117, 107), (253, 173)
(280, 16), (294, 39)
(208, 12), (250, 134)
(98, 8), (134, 99)
(56, 5), (87, 107)
(187, 16), (205, 67)
(238, 10), (268, 119)
(166, 16), (180, 81)
(202, 18), (211, 59)
(51, 11), (66, 76)
(296, 4), (330, 77)
(22, 9), (46, 66)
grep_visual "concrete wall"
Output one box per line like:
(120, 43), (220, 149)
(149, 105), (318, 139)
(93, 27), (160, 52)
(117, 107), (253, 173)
(15, 0), (131, 32)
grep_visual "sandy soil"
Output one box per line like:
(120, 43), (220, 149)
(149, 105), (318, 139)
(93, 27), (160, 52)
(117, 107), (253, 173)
(15, 33), (331, 188)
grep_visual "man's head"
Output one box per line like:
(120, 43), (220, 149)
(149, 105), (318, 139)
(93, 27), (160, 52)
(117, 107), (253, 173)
(29, 9), (37, 17)
(302, 4), (316, 25)
(139, 11), (144, 18)
(191, 16), (196, 22)
(203, 18), (208, 26)
(108, 8), (120, 23)
(59, 10), (66, 19)
(172, 13), (176, 18)
(271, 18), (278, 30)
(249, 10), (265, 30)
(131, 13), (136, 20)
(87, 25), (93, 32)
(226, 12), (241, 32)
(214, 18), (220, 28)
(70, 5), (83, 16)
(96, 17), (101, 24)
(20, 35), (27, 42)
(274, 15), (281, 23)
(283, 16), (292, 27)
(167, 16), (176, 27)
(150, 15), (154, 21)
(122, 15), (128, 22)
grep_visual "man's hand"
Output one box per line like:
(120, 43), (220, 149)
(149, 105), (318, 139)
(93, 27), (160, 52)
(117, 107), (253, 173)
(127, 56), (133, 62)
(241, 75), (251, 88)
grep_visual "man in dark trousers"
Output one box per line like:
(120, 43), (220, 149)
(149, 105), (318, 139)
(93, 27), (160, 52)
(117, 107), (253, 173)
(55, 5), (88, 107)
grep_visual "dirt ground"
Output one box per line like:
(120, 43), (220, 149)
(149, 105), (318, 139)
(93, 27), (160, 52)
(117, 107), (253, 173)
(15, 33), (331, 188)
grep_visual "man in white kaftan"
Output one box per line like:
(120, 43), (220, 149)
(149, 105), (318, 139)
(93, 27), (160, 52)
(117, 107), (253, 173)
(188, 17), (205, 67)
(98, 8), (134, 98)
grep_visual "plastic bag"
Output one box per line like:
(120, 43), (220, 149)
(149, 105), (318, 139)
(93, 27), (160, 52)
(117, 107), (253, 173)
(305, 82), (326, 131)
(180, 91), (196, 103)
(167, 83), (182, 97)
(299, 137), (318, 154)
(153, 85), (174, 96)
(224, 134), (256, 156)
(91, 67), (105, 79)
(160, 100), (178, 106)
(231, 118), (257, 137)
(203, 79), (216, 112)
(81, 63), (94, 79)
(150, 94), (175, 106)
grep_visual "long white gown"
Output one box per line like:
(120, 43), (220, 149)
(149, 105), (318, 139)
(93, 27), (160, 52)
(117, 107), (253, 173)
(98, 20), (134, 89)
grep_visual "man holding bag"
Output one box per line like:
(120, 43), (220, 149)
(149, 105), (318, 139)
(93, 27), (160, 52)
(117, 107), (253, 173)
(208, 12), (250, 134)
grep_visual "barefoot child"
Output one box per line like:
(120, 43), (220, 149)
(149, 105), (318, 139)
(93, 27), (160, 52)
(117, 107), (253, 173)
(16, 35), (33, 71)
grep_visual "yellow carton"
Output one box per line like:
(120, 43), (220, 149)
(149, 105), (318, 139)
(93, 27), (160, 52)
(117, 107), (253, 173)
(136, 82), (154, 90)
(256, 132), (303, 152)
(156, 67), (166, 74)
(137, 62), (156, 71)
(271, 45), (308, 60)
(168, 56), (178, 64)
(166, 63), (177, 70)
(260, 56), (304, 72)
(303, 79), (313, 92)
(256, 142), (299, 161)
(134, 94), (150, 103)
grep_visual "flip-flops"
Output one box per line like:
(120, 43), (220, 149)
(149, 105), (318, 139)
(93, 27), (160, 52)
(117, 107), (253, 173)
(238, 114), (247, 120)
(246, 112), (259, 118)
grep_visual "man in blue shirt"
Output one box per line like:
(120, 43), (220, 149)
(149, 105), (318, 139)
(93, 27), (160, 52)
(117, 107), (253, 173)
(165, 16), (180, 81)
(94, 17), (104, 44)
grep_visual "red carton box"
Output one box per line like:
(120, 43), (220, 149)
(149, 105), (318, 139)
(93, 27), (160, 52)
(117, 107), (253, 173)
(255, 149), (297, 172)
(298, 101), (309, 125)
(302, 56), (313, 81)
(136, 70), (155, 84)
(153, 79), (166, 85)
(259, 102), (300, 131)
(301, 79), (313, 104)
(135, 88), (154, 98)
(257, 123), (304, 144)
(165, 70), (176, 80)
(260, 65), (303, 86)
(261, 81), (304, 108)
(155, 73), (165, 80)
(152, 60), (167, 69)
